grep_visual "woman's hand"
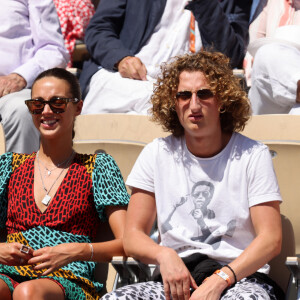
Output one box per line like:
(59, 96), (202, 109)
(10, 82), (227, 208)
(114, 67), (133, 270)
(0, 242), (33, 266)
(190, 274), (227, 300)
(157, 247), (198, 300)
(28, 243), (89, 276)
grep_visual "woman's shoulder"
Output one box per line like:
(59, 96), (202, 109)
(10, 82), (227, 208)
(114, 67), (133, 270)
(0, 152), (36, 172)
(74, 152), (119, 174)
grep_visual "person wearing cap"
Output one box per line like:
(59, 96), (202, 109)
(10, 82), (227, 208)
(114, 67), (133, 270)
(244, 0), (300, 115)
(101, 50), (283, 300)
(79, 0), (252, 115)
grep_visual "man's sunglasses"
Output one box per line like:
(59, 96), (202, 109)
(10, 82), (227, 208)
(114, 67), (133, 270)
(25, 97), (79, 114)
(175, 89), (214, 101)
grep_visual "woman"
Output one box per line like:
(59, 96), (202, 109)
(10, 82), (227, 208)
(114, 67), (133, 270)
(0, 68), (129, 299)
(102, 51), (283, 300)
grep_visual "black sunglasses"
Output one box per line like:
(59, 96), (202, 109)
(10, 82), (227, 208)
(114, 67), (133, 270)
(175, 89), (214, 101)
(25, 97), (79, 114)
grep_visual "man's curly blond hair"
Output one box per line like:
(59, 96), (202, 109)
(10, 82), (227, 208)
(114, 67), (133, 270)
(151, 50), (251, 137)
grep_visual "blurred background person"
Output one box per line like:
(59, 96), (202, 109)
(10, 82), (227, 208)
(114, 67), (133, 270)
(0, 0), (69, 153)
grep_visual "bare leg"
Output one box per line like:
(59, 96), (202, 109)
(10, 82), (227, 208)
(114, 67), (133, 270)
(13, 278), (64, 300)
(0, 278), (12, 300)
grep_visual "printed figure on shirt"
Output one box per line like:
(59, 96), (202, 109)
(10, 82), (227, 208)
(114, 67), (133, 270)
(79, 0), (252, 115)
(0, 0), (69, 153)
(161, 180), (236, 250)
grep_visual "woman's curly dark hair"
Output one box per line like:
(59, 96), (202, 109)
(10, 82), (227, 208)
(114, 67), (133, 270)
(151, 50), (251, 136)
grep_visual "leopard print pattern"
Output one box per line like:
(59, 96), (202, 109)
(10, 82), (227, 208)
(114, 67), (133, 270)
(101, 278), (278, 300)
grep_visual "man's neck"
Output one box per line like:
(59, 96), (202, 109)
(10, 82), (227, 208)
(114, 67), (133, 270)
(185, 132), (232, 158)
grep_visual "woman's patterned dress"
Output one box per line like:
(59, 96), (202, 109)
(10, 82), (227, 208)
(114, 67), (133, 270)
(0, 152), (129, 299)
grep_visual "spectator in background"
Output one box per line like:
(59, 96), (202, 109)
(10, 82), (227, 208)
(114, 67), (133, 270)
(244, 0), (300, 114)
(79, 0), (252, 115)
(0, 0), (69, 153)
(53, 0), (95, 67)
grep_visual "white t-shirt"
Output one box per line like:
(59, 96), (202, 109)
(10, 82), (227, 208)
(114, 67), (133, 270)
(126, 133), (282, 273)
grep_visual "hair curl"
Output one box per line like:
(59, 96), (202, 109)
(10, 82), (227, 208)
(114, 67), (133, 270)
(151, 50), (251, 136)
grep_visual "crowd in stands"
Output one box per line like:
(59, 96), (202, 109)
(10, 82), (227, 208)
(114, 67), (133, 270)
(79, 0), (252, 115)
(0, 0), (299, 299)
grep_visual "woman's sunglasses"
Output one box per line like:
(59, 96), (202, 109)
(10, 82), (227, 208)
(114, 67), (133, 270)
(25, 97), (79, 114)
(175, 89), (214, 101)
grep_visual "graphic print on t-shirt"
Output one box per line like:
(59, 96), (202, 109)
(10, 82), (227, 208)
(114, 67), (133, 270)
(161, 181), (236, 250)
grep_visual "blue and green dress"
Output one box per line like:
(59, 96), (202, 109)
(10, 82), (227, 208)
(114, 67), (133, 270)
(0, 152), (129, 299)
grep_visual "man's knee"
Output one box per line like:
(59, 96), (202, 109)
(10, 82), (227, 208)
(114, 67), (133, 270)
(253, 43), (298, 77)
(0, 89), (31, 123)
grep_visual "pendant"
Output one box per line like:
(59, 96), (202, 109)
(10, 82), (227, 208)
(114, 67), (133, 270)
(42, 194), (51, 206)
(47, 170), (51, 176)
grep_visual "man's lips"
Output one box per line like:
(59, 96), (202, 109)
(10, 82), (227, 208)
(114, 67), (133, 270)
(188, 114), (203, 121)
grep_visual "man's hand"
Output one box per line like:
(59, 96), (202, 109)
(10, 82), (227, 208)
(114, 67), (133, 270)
(157, 247), (198, 300)
(296, 80), (300, 103)
(117, 56), (147, 80)
(0, 73), (27, 98)
(190, 274), (228, 300)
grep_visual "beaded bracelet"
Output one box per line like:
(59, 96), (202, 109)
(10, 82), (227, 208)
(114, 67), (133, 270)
(224, 264), (237, 284)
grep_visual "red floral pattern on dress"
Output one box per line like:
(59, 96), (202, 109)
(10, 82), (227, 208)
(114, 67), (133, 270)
(53, 0), (95, 66)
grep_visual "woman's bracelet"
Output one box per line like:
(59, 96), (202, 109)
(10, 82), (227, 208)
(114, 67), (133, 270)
(223, 264), (237, 284)
(88, 243), (94, 261)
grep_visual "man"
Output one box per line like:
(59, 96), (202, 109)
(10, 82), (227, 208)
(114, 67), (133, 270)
(102, 51), (283, 300)
(0, 0), (69, 153)
(79, 0), (252, 115)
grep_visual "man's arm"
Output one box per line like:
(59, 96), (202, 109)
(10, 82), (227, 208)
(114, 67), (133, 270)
(11, 0), (69, 88)
(190, 201), (281, 300)
(124, 188), (198, 300)
(84, 0), (133, 71)
(186, 0), (252, 68)
(0, 74), (26, 98)
(85, 0), (148, 80)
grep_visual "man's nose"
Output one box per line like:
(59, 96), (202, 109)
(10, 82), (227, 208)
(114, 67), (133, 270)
(190, 93), (201, 110)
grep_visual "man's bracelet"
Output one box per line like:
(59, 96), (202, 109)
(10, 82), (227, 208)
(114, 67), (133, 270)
(214, 269), (231, 287)
(223, 264), (237, 284)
